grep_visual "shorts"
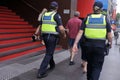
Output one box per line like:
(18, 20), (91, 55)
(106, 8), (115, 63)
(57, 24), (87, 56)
(69, 38), (80, 48)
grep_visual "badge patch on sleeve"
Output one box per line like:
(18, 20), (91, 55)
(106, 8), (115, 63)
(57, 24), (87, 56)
(89, 18), (103, 24)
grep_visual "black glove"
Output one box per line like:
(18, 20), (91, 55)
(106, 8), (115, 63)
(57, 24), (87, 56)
(32, 34), (37, 42)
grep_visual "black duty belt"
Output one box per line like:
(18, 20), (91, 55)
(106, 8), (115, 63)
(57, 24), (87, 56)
(42, 33), (59, 37)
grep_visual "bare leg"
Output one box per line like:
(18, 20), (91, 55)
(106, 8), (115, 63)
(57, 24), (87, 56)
(69, 48), (75, 65)
(70, 51), (75, 62)
(81, 60), (87, 73)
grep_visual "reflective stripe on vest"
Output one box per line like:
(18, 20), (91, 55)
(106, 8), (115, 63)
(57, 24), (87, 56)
(41, 11), (58, 34)
(85, 14), (107, 40)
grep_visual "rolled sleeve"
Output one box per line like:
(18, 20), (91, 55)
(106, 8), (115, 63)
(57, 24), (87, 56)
(80, 18), (87, 30)
(54, 13), (63, 26)
(106, 18), (111, 32)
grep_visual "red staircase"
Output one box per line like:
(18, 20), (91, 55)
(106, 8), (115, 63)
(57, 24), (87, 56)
(0, 6), (47, 62)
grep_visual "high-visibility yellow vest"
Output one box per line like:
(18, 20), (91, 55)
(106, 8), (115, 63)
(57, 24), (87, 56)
(85, 14), (107, 40)
(41, 11), (58, 34)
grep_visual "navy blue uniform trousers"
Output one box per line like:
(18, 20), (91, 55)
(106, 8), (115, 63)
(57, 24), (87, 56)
(85, 46), (105, 80)
(80, 44), (87, 61)
(38, 34), (58, 75)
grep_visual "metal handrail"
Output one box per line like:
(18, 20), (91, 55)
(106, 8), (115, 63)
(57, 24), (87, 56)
(22, 0), (40, 13)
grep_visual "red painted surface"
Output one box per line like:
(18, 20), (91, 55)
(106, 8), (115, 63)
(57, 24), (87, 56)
(0, 6), (63, 62)
(1, 33), (33, 39)
(0, 46), (45, 62)
(0, 46), (62, 62)
(77, 0), (94, 18)
(0, 25), (33, 29)
(0, 29), (35, 33)
(0, 37), (31, 45)
(0, 21), (28, 25)
(0, 17), (24, 21)
(0, 41), (41, 53)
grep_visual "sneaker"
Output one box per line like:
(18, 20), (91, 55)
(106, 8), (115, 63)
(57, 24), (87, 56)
(37, 73), (48, 79)
(69, 61), (75, 65)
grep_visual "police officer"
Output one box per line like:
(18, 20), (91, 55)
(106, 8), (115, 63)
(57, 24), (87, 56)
(72, 1), (112, 80)
(37, 1), (66, 79)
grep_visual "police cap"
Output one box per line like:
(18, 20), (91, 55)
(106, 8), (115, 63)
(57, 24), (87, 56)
(93, 1), (103, 9)
(50, 1), (58, 8)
